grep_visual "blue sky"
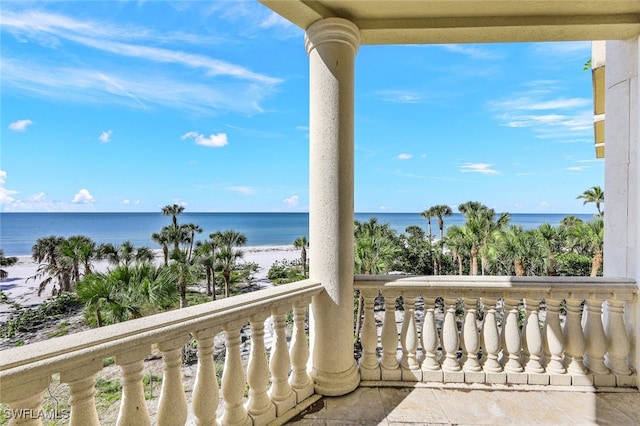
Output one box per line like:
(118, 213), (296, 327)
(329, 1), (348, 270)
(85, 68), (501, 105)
(1, 1), (603, 214)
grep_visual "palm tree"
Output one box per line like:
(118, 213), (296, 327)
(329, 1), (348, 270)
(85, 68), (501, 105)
(195, 240), (217, 299)
(444, 225), (471, 275)
(430, 204), (453, 240)
(169, 249), (203, 308)
(161, 203), (185, 227)
(77, 263), (178, 326)
(98, 241), (154, 266)
(495, 226), (545, 276)
(537, 223), (566, 276)
(183, 223), (203, 260)
(0, 249), (18, 279)
(571, 217), (604, 276)
(151, 229), (171, 266)
(31, 235), (73, 296)
(59, 235), (97, 282)
(293, 236), (309, 277)
(420, 209), (434, 242)
(577, 185), (604, 217)
(212, 230), (248, 298)
(354, 218), (399, 274)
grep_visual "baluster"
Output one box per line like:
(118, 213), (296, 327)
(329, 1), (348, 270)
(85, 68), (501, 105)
(503, 297), (526, 384)
(192, 328), (221, 426)
(116, 346), (151, 426)
(380, 292), (401, 380)
(442, 296), (463, 383)
(544, 297), (570, 385)
(563, 297), (590, 385)
(359, 290), (381, 380)
(3, 376), (51, 426)
(523, 299), (548, 385)
(462, 297), (483, 383)
(481, 296), (505, 383)
(60, 362), (102, 426)
(604, 299), (633, 383)
(246, 312), (276, 425)
(290, 300), (314, 401)
(157, 335), (190, 426)
(420, 301), (442, 382)
(269, 307), (296, 416)
(221, 321), (251, 426)
(583, 297), (613, 386)
(400, 295), (421, 381)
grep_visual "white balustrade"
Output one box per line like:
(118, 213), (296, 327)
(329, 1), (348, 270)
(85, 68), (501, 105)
(355, 275), (637, 388)
(0, 279), (323, 426)
(289, 300), (315, 401)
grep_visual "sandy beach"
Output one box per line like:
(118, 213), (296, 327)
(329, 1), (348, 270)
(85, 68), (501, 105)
(0, 245), (302, 323)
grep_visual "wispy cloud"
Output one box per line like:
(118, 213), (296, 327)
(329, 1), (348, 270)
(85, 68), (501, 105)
(440, 44), (504, 60)
(460, 163), (500, 175)
(489, 87), (592, 141)
(376, 90), (424, 104)
(8, 119), (33, 131)
(99, 130), (112, 143)
(182, 131), (228, 147)
(72, 188), (95, 204)
(396, 153), (412, 160)
(226, 186), (255, 195)
(565, 166), (588, 172)
(1, 10), (281, 114)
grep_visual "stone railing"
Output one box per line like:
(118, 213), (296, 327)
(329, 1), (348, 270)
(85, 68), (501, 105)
(0, 279), (323, 426)
(355, 275), (638, 388)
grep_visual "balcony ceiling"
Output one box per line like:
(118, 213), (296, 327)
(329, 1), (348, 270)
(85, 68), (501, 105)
(259, 0), (640, 44)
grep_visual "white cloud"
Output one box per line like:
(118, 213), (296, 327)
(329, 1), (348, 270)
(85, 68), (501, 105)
(0, 170), (19, 204)
(99, 130), (112, 143)
(283, 195), (299, 208)
(565, 166), (588, 172)
(440, 44), (504, 60)
(122, 199), (130, 204)
(397, 153), (412, 160)
(539, 201), (551, 208)
(377, 90), (424, 104)
(72, 189), (95, 203)
(8, 119), (33, 131)
(182, 131), (228, 147)
(226, 186), (255, 195)
(460, 163), (500, 175)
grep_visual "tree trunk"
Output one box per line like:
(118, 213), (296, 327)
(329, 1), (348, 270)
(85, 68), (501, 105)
(591, 251), (603, 277)
(223, 270), (231, 298)
(515, 259), (525, 276)
(179, 276), (187, 308)
(470, 246), (479, 276)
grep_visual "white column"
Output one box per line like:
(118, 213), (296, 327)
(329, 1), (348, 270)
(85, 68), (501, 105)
(604, 37), (640, 386)
(305, 17), (361, 396)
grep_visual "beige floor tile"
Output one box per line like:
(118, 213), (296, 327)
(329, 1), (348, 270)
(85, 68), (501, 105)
(380, 388), (449, 424)
(432, 389), (513, 425)
(593, 392), (640, 426)
(319, 387), (388, 423)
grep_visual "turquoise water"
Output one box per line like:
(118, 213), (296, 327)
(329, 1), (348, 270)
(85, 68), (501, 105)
(0, 212), (595, 256)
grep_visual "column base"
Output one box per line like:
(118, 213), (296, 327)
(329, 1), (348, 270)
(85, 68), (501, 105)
(311, 361), (360, 396)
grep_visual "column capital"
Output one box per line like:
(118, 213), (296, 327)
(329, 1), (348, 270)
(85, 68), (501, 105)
(305, 18), (360, 55)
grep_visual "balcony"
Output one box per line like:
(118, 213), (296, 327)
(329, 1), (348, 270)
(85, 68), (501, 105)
(0, 275), (637, 425)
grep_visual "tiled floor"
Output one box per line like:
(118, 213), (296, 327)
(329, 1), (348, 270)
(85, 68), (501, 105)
(285, 386), (640, 425)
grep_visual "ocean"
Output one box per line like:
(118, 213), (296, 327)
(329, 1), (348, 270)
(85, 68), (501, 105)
(0, 212), (596, 257)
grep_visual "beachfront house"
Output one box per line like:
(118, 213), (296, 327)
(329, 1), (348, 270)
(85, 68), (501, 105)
(1, 1), (638, 424)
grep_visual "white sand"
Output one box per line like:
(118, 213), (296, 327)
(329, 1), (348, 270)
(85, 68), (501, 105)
(0, 245), (303, 322)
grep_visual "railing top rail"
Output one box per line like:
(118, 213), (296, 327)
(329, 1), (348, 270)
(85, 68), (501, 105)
(0, 279), (323, 378)
(354, 274), (637, 293)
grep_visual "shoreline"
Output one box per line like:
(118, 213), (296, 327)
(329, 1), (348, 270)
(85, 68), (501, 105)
(0, 245), (302, 323)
